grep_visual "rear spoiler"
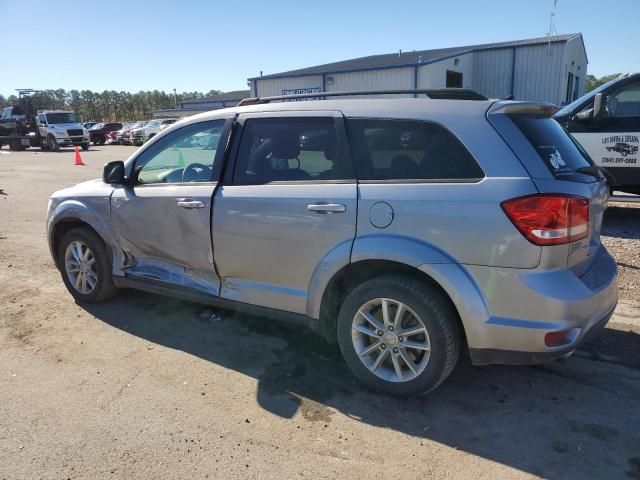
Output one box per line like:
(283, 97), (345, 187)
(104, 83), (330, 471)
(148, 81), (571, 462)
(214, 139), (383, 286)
(488, 102), (559, 117)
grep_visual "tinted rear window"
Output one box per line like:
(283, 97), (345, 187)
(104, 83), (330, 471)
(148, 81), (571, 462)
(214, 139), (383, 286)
(346, 119), (483, 181)
(509, 115), (593, 181)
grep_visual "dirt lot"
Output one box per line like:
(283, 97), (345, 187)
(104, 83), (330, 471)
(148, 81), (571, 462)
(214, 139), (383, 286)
(1, 146), (639, 479)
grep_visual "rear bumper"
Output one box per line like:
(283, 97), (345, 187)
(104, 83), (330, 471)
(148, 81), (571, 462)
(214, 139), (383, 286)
(469, 303), (615, 365)
(423, 244), (618, 366)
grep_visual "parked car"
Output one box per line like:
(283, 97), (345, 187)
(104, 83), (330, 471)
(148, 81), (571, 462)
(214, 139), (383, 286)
(117, 121), (146, 145)
(554, 72), (640, 194)
(89, 122), (123, 145)
(130, 118), (177, 146)
(47, 92), (617, 396)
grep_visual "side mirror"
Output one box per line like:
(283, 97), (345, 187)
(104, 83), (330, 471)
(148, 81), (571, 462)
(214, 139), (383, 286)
(103, 160), (126, 185)
(593, 93), (605, 118)
(574, 108), (595, 122)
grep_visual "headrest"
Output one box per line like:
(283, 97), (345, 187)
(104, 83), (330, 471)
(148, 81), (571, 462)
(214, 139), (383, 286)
(272, 129), (300, 159)
(324, 134), (338, 161)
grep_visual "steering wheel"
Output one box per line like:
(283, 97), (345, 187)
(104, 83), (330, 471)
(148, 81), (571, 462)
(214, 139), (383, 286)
(182, 162), (212, 182)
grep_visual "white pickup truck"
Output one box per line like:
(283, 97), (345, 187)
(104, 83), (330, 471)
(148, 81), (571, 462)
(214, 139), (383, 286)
(36, 110), (90, 151)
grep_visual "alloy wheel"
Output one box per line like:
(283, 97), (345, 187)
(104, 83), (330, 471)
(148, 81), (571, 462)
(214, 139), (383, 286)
(64, 240), (98, 295)
(351, 297), (431, 382)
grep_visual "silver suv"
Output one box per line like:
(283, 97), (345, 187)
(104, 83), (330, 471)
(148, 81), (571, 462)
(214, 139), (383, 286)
(46, 90), (618, 396)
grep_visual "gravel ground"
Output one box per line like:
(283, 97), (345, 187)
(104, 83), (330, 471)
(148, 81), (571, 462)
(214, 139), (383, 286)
(0, 146), (639, 480)
(602, 203), (640, 301)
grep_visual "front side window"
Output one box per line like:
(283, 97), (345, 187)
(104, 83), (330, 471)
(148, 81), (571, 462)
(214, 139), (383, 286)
(233, 117), (354, 183)
(606, 83), (640, 118)
(346, 118), (484, 181)
(136, 120), (225, 185)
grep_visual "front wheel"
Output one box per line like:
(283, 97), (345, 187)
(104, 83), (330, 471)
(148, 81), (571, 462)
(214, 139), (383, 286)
(337, 275), (461, 397)
(57, 227), (118, 303)
(47, 135), (60, 151)
(81, 143), (90, 151)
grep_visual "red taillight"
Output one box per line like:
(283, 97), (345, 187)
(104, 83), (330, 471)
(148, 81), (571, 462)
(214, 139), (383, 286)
(545, 330), (573, 347)
(501, 194), (589, 246)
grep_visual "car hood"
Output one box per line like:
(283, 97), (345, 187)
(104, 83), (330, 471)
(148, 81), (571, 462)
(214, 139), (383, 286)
(49, 122), (85, 130)
(50, 178), (113, 200)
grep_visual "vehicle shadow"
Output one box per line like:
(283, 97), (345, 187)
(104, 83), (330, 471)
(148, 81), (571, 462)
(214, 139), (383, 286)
(83, 290), (640, 479)
(603, 205), (640, 240)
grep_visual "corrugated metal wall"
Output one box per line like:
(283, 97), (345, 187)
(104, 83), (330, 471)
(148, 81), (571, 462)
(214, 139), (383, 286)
(472, 48), (514, 99)
(562, 36), (588, 103)
(250, 37), (587, 106)
(253, 75), (323, 97)
(513, 42), (566, 105)
(417, 53), (474, 89)
(325, 67), (414, 98)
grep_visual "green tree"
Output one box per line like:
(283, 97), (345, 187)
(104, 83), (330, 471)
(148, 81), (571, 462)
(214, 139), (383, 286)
(585, 73), (621, 93)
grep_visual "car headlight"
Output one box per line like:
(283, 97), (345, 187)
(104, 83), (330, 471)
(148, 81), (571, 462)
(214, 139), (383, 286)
(54, 131), (68, 137)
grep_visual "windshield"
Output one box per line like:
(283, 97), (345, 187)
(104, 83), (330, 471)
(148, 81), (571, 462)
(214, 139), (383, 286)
(132, 121), (147, 128)
(90, 123), (104, 130)
(556, 77), (622, 116)
(45, 112), (76, 124)
(147, 120), (160, 127)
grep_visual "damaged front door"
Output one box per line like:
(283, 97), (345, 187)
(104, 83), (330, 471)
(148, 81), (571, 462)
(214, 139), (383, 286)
(110, 118), (231, 295)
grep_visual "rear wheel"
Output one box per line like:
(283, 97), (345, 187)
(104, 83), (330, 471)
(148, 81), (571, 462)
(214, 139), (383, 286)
(337, 275), (460, 397)
(10, 139), (26, 151)
(57, 227), (118, 303)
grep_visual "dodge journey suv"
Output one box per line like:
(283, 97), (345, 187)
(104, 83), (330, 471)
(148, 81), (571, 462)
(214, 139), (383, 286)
(47, 90), (618, 396)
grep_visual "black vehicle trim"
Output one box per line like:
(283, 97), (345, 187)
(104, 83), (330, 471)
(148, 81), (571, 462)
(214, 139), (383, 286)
(113, 274), (316, 329)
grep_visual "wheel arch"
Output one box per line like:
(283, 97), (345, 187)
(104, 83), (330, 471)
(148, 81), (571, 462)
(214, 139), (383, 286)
(316, 258), (469, 345)
(48, 200), (123, 272)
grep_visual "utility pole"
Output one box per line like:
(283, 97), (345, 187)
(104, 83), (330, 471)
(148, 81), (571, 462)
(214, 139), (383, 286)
(173, 88), (177, 108)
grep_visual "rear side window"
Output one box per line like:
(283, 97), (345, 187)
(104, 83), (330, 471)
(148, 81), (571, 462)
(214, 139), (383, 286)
(234, 117), (354, 183)
(509, 115), (592, 180)
(345, 119), (483, 181)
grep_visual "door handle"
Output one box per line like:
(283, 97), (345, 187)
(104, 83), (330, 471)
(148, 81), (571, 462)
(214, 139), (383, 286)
(177, 199), (205, 209)
(307, 202), (346, 213)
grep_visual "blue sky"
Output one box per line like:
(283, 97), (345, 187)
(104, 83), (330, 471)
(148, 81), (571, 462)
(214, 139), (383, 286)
(1, 0), (637, 96)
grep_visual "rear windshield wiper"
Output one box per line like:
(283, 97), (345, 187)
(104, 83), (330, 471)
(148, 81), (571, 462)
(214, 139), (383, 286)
(576, 166), (616, 187)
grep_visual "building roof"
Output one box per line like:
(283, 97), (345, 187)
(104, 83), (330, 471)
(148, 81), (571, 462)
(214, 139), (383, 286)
(181, 90), (250, 105)
(250, 34), (582, 80)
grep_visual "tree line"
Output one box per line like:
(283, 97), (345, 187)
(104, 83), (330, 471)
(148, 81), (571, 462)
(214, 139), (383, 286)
(584, 73), (621, 93)
(0, 89), (222, 122)
(0, 74), (620, 119)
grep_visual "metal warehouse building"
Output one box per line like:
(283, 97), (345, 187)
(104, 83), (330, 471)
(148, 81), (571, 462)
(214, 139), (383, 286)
(153, 90), (250, 118)
(249, 34), (587, 106)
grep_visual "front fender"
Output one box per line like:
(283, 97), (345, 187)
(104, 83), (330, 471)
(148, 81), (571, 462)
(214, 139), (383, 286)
(48, 199), (125, 274)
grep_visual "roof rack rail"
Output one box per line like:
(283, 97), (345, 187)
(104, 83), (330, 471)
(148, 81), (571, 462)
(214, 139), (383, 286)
(238, 88), (487, 106)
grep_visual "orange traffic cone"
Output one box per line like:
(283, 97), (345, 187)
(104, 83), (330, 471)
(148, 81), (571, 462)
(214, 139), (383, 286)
(74, 146), (85, 166)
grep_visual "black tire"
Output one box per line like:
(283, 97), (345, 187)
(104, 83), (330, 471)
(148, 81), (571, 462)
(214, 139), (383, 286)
(47, 135), (60, 152)
(81, 143), (90, 151)
(10, 139), (26, 151)
(337, 274), (461, 397)
(98, 137), (105, 145)
(57, 227), (118, 303)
